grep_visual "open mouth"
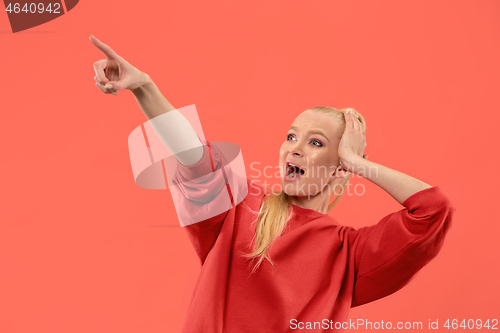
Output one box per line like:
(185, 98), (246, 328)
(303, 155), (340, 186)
(286, 162), (305, 179)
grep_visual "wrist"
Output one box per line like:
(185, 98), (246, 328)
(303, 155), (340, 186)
(131, 73), (153, 95)
(344, 155), (371, 175)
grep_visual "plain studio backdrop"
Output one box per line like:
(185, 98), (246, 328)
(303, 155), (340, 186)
(0, 0), (499, 332)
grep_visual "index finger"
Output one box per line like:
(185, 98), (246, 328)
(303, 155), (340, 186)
(350, 111), (362, 133)
(344, 110), (354, 130)
(93, 59), (109, 85)
(89, 35), (122, 61)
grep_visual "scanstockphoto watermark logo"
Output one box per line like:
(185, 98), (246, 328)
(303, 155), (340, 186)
(247, 161), (379, 198)
(3, 0), (79, 33)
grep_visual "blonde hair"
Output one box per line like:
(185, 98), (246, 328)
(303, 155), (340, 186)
(240, 106), (367, 273)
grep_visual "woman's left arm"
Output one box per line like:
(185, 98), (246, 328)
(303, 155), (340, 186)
(338, 111), (456, 307)
(339, 110), (432, 205)
(348, 186), (456, 307)
(349, 156), (432, 205)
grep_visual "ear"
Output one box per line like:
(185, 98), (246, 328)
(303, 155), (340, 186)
(332, 167), (351, 179)
(338, 170), (351, 178)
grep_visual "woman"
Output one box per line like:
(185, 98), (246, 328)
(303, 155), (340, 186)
(90, 35), (456, 332)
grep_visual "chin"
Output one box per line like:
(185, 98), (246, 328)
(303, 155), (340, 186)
(281, 180), (302, 197)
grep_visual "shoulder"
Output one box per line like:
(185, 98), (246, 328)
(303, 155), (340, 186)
(246, 179), (274, 201)
(235, 179), (267, 215)
(325, 219), (367, 246)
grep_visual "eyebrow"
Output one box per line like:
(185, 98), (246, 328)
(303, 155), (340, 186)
(289, 126), (330, 143)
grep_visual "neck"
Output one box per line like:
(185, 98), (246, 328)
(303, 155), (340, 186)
(289, 190), (331, 214)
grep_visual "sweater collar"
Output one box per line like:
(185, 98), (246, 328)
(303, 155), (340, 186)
(290, 203), (329, 217)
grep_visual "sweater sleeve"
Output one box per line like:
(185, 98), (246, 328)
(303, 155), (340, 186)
(350, 186), (456, 307)
(170, 137), (239, 265)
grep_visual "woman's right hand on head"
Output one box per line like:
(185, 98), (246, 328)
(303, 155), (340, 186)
(89, 35), (149, 95)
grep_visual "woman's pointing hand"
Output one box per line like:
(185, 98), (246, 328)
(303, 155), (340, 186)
(89, 35), (149, 95)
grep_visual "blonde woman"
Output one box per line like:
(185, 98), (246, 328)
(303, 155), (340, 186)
(91, 35), (456, 333)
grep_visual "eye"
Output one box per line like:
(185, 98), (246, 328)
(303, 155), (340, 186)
(287, 134), (323, 147)
(311, 139), (322, 147)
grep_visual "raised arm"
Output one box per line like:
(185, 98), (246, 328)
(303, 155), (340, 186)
(339, 110), (432, 204)
(129, 73), (176, 121)
(89, 34), (203, 166)
(336, 110), (456, 306)
(90, 35), (248, 264)
(130, 76), (204, 166)
(348, 185), (455, 307)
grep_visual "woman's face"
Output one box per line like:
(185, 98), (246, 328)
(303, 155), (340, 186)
(279, 110), (344, 198)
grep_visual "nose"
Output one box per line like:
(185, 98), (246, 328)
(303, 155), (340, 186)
(289, 141), (304, 157)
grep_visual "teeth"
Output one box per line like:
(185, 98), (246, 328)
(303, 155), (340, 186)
(288, 164), (304, 174)
(287, 163), (299, 178)
(287, 168), (297, 178)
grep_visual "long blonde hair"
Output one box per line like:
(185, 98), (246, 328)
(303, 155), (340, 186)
(240, 106), (367, 273)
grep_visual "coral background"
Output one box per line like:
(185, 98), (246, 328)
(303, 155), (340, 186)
(1, 0), (499, 332)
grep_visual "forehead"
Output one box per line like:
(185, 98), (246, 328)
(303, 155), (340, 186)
(290, 111), (342, 138)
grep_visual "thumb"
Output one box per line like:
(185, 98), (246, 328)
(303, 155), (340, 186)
(104, 81), (124, 91)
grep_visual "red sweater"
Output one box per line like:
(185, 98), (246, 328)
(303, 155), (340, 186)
(172, 140), (456, 333)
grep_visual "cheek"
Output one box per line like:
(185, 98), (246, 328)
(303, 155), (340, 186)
(279, 144), (288, 156)
(311, 155), (337, 178)
(278, 148), (286, 165)
(324, 148), (339, 165)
